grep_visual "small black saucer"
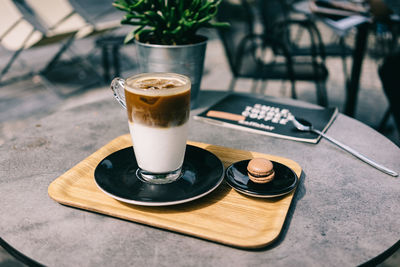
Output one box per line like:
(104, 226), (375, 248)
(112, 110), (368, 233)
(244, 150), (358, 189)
(94, 145), (224, 206)
(225, 160), (299, 198)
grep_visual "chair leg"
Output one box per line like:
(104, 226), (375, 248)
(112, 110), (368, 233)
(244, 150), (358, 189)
(290, 80), (297, 99)
(260, 80), (268, 95)
(228, 78), (237, 91)
(378, 107), (391, 132)
(41, 35), (76, 75)
(251, 79), (259, 93)
(101, 45), (110, 83)
(316, 81), (328, 107)
(0, 30), (36, 82)
(112, 45), (121, 78)
(340, 37), (349, 84)
(0, 48), (24, 82)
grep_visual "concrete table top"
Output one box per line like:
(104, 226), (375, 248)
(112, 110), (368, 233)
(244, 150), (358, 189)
(1, 91), (399, 267)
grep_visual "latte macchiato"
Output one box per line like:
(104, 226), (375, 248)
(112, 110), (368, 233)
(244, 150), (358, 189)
(123, 73), (191, 183)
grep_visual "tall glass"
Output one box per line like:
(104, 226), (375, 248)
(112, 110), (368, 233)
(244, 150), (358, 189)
(111, 73), (191, 184)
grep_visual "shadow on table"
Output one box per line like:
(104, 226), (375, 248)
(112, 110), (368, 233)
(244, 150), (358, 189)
(257, 170), (307, 251)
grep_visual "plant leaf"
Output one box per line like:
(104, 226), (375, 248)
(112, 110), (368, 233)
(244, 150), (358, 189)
(115, 0), (229, 45)
(124, 30), (136, 44)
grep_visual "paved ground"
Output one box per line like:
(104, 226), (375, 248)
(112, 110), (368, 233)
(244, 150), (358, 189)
(1, 25), (399, 146)
(0, 5), (399, 266)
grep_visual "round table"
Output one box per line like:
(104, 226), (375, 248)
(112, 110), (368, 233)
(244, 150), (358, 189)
(1, 91), (399, 266)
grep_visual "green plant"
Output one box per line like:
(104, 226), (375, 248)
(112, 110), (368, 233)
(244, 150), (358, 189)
(113, 0), (229, 45)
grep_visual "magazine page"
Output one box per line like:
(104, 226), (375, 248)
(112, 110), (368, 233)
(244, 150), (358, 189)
(194, 94), (338, 143)
(310, 0), (368, 17)
(309, 0), (370, 34)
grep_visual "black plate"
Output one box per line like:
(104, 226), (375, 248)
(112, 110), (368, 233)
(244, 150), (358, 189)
(225, 160), (299, 198)
(94, 145), (224, 206)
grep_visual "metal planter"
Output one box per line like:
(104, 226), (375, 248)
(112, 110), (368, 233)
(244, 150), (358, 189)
(135, 37), (207, 108)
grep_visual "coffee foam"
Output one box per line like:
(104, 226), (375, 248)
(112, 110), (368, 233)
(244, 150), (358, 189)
(126, 76), (189, 96)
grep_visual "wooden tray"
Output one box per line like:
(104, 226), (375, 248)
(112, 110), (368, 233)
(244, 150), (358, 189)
(48, 134), (302, 249)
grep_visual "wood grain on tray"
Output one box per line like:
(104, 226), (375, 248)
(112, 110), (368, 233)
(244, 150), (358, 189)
(48, 134), (302, 249)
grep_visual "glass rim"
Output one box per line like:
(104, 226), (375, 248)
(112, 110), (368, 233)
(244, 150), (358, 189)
(125, 72), (191, 94)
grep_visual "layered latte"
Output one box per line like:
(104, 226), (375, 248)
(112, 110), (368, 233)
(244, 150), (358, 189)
(124, 73), (191, 180)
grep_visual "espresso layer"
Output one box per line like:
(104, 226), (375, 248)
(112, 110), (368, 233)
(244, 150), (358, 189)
(125, 88), (190, 127)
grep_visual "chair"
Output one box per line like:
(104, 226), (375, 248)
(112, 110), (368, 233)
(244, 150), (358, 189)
(0, 0), (120, 88)
(287, 0), (353, 82)
(376, 22), (400, 135)
(0, 0), (76, 83)
(217, 0), (329, 106)
(378, 52), (400, 138)
(23, 0), (121, 40)
(25, 0), (121, 78)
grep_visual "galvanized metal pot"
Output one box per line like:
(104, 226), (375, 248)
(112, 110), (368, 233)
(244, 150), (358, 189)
(135, 37), (207, 108)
